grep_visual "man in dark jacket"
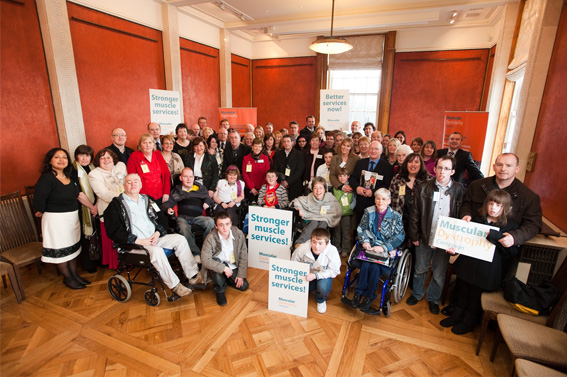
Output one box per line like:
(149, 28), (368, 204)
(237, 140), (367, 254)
(299, 115), (316, 138)
(106, 127), (133, 164)
(162, 167), (215, 262)
(349, 141), (394, 223)
(273, 135), (305, 200)
(407, 155), (465, 314)
(104, 174), (202, 297)
(438, 132), (484, 183)
(460, 153), (542, 247)
(222, 130), (251, 174)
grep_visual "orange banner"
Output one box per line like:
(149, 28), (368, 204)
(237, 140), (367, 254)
(443, 111), (489, 161)
(218, 108), (257, 134)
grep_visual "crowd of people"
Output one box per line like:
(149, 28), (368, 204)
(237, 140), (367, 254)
(33, 115), (542, 331)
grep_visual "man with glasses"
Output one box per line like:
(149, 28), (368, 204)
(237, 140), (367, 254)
(107, 127), (133, 164)
(406, 155), (465, 315)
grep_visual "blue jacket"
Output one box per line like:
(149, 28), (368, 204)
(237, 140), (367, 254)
(357, 206), (405, 252)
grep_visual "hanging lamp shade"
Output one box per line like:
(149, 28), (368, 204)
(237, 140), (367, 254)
(309, 0), (353, 55)
(310, 36), (353, 54)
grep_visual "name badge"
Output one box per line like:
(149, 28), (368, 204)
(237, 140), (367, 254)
(433, 192), (440, 202)
(316, 154), (323, 159)
(324, 174), (330, 182)
(285, 168), (291, 176)
(246, 164), (252, 173)
(399, 185), (406, 196)
(339, 161), (346, 168)
(320, 205), (330, 215)
(151, 202), (161, 212)
(258, 159), (264, 163)
(231, 192), (237, 200)
(141, 164), (150, 174)
(377, 175), (383, 181)
(117, 186), (124, 194)
(341, 195), (349, 206)
(229, 253), (235, 264)
(77, 170), (84, 178)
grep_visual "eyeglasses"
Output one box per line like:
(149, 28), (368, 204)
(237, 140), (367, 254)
(435, 167), (453, 172)
(112, 134), (126, 137)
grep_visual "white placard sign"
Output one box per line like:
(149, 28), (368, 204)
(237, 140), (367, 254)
(149, 89), (182, 135)
(268, 258), (309, 318)
(320, 89), (349, 131)
(432, 216), (499, 262)
(248, 206), (293, 270)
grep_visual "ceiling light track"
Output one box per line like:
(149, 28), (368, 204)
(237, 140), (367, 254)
(215, 1), (254, 22)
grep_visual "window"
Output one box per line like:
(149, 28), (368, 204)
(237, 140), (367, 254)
(329, 69), (381, 126)
(503, 75), (524, 153)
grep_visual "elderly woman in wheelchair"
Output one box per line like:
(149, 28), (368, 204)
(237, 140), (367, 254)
(342, 188), (406, 315)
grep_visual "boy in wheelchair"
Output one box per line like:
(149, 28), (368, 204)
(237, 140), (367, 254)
(342, 188), (405, 315)
(105, 174), (203, 298)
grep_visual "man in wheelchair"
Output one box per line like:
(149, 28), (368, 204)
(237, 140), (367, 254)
(343, 188), (405, 314)
(105, 174), (203, 298)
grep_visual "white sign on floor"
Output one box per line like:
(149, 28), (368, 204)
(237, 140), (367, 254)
(268, 258), (309, 318)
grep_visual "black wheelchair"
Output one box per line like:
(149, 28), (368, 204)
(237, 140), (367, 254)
(341, 244), (412, 317)
(107, 244), (182, 307)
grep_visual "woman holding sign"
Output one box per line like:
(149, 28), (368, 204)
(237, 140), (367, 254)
(441, 190), (519, 335)
(292, 177), (341, 246)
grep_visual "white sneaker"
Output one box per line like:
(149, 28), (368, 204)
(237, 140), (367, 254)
(317, 301), (327, 313)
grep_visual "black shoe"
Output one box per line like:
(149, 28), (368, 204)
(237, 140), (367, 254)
(451, 322), (474, 335)
(216, 292), (227, 306)
(428, 301), (440, 315)
(351, 293), (362, 308)
(406, 295), (419, 306)
(441, 305), (454, 316)
(440, 316), (461, 328)
(76, 276), (91, 285)
(358, 297), (373, 311)
(63, 278), (86, 290)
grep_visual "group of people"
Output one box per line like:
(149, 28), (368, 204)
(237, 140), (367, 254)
(32, 115), (542, 326)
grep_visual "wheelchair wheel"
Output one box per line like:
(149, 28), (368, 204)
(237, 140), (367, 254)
(144, 289), (161, 306)
(383, 300), (391, 318)
(108, 275), (132, 302)
(393, 250), (412, 303)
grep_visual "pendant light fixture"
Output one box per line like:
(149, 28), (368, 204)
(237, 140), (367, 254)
(309, 0), (353, 54)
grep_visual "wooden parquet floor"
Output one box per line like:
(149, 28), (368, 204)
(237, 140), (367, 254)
(1, 260), (513, 376)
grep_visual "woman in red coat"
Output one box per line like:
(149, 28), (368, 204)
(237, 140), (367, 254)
(242, 138), (270, 202)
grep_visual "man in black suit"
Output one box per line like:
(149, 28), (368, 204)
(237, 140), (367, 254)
(106, 127), (133, 164)
(438, 132), (484, 183)
(222, 129), (251, 175)
(349, 141), (394, 223)
(299, 115), (316, 138)
(273, 135), (305, 200)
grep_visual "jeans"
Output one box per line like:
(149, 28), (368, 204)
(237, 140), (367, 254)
(332, 214), (352, 255)
(176, 216), (214, 255)
(412, 243), (450, 304)
(355, 261), (391, 300)
(309, 278), (333, 303)
(210, 258), (249, 294)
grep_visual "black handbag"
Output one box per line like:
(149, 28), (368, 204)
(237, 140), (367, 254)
(88, 216), (102, 261)
(503, 278), (559, 315)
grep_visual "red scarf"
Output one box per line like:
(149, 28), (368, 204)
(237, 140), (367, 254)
(265, 183), (279, 207)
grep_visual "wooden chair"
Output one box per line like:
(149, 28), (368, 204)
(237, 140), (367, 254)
(515, 359), (567, 377)
(0, 261), (23, 304)
(491, 291), (567, 372)
(24, 185), (42, 241)
(0, 191), (43, 300)
(476, 257), (567, 355)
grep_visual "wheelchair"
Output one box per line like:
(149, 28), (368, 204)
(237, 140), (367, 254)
(341, 243), (412, 317)
(107, 244), (182, 307)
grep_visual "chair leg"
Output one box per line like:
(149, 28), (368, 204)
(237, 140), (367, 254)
(12, 265), (26, 301)
(6, 268), (23, 304)
(490, 325), (501, 362)
(476, 311), (490, 355)
(2, 275), (7, 289)
(36, 260), (42, 274)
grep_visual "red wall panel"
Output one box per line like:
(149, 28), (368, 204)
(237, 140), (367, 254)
(389, 49), (489, 146)
(68, 3), (165, 153)
(1, 0), (59, 194)
(232, 54), (251, 108)
(525, 3), (567, 232)
(180, 39), (220, 129)
(252, 57), (317, 130)
(481, 45), (497, 111)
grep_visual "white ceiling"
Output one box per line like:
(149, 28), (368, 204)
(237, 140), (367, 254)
(164, 0), (507, 40)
